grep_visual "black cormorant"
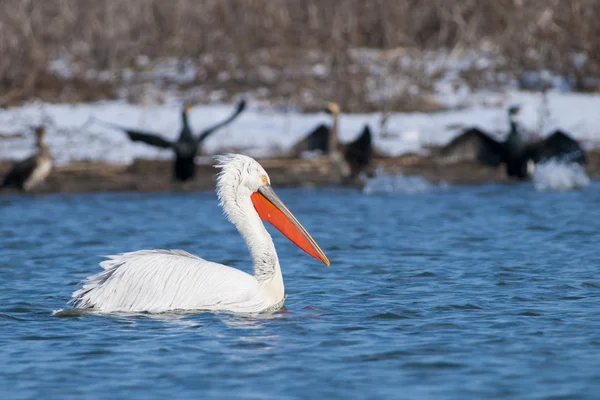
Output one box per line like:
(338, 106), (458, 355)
(2, 127), (53, 191)
(439, 106), (586, 179)
(291, 102), (373, 181)
(98, 100), (246, 181)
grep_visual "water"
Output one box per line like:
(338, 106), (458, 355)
(532, 161), (590, 192)
(363, 167), (449, 195)
(2, 184), (600, 399)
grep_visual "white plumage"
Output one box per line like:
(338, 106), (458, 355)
(70, 154), (329, 313)
(71, 250), (279, 313)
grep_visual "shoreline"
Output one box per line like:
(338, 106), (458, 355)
(2, 152), (600, 195)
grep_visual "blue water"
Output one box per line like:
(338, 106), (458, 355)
(2, 183), (600, 399)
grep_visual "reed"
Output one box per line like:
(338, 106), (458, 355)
(1, 0), (598, 108)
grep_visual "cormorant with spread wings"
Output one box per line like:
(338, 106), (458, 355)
(291, 102), (373, 182)
(439, 106), (586, 179)
(98, 100), (246, 181)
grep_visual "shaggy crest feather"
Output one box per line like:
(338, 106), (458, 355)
(213, 154), (270, 225)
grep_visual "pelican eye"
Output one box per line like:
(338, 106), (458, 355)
(261, 175), (268, 185)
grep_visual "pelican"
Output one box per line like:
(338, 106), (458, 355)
(1, 126), (53, 191)
(439, 106), (586, 179)
(69, 154), (330, 313)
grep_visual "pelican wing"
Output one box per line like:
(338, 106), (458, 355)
(70, 250), (264, 313)
(527, 130), (586, 164)
(2, 155), (38, 189)
(97, 120), (173, 148)
(439, 128), (505, 166)
(196, 100), (247, 144)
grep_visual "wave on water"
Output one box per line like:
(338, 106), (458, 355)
(362, 167), (449, 194)
(532, 160), (590, 191)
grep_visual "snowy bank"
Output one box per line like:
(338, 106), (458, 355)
(1, 91), (600, 166)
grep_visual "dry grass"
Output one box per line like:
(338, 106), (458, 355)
(1, 0), (599, 110)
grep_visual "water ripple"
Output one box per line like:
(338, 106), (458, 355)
(1, 185), (600, 399)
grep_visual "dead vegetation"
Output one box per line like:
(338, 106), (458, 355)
(1, 0), (599, 111)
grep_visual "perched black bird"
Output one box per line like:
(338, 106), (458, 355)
(439, 106), (586, 179)
(2, 126), (53, 191)
(343, 125), (373, 180)
(292, 124), (330, 155)
(98, 100), (246, 181)
(291, 102), (373, 181)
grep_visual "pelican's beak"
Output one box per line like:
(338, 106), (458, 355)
(251, 185), (330, 266)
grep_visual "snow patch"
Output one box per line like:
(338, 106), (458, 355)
(0, 91), (599, 165)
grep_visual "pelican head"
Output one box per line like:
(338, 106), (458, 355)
(215, 154), (330, 266)
(183, 103), (193, 114)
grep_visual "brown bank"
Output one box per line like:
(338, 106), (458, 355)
(1, 152), (600, 195)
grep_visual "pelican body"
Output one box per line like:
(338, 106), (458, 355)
(70, 154), (329, 313)
(2, 127), (53, 191)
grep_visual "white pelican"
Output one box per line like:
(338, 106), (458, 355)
(69, 154), (330, 313)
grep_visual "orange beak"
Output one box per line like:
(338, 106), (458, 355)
(251, 186), (330, 266)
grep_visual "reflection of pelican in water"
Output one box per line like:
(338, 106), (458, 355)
(69, 154), (329, 314)
(439, 106), (586, 179)
(292, 102), (373, 182)
(1, 126), (53, 191)
(97, 100), (246, 181)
